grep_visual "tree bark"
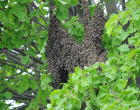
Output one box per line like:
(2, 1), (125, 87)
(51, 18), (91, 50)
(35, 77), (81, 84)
(104, 0), (118, 19)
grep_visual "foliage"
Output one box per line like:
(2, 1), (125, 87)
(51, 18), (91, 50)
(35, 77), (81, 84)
(63, 16), (84, 43)
(0, 0), (140, 110)
(47, 0), (140, 110)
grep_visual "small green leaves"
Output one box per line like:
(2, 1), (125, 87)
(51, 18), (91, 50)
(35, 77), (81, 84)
(50, 90), (60, 99)
(4, 92), (13, 100)
(13, 0), (27, 4)
(7, 42), (16, 50)
(21, 55), (30, 65)
(9, 10), (15, 24)
(29, 94), (40, 109)
(30, 79), (38, 90)
(63, 16), (84, 43)
(12, 8), (25, 20)
(105, 14), (118, 35)
(0, 41), (6, 49)
(120, 30), (130, 41)
(26, 47), (37, 56)
(74, 99), (81, 108)
(118, 44), (130, 52)
(0, 102), (5, 110)
(89, 5), (96, 17)
(41, 73), (52, 90)
(70, 0), (78, 6)
(113, 24), (122, 33)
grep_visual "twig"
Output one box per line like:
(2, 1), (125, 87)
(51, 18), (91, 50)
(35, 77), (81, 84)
(32, 2), (48, 24)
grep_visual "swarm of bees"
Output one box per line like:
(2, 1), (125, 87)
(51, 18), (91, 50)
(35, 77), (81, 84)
(47, 0), (107, 89)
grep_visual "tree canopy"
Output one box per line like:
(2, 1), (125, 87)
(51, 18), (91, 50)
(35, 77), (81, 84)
(0, 0), (140, 110)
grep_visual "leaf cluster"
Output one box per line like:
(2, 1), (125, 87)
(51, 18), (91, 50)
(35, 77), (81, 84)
(47, 0), (140, 110)
(0, 0), (140, 110)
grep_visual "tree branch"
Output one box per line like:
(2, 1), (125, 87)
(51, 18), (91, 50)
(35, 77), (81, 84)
(32, 2), (48, 24)
(122, 0), (126, 11)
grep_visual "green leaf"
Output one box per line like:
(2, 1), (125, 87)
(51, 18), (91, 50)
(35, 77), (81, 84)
(105, 14), (118, 35)
(0, 10), (6, 21)
(118, 44), (130, 52)
(17, 86), (24, 94)
(9, 10), (15, 24)
(29, 94), (40, 109)
(132, 13), (139, 20)
(135, 39), (140, 48)
(31, 79), (38, 90)
(41, 92), (48, 106)
(41, 73), (52, 90)
(128, 37), (136, 44)
(40, 46), (46, 54)
(113, 24), (122, 33)
(39, 30), (48, 37)
(100, 62), (107, 71)
(4, 92), (13, 100)
(13, 0), (27, 3)
(23, 74), (29, 82)
(35, 105), (39, 110)
(50, 90), (60, 99)
(26, 47), (37, 56)
(12, 8), (25, 19)
(21, 81), (30, 91)
(0, 102), (5, 110)
(0, 86), (6, 92)
(134, 20), (140, 31)
(94, 62), (99, 69)
(89, 5), (96, 17)
(58, 0), (69, 4)
(113, 37), (121, 45)
(120, 30), (130, 41)
(41, 73), (52, 84)
(21, 55), (30, 65)
(75, 99), (81, 108)
(126, 22), (136, 34)
(70, 0), (78, 6)
(7, 42), (16, 50)
(0, 41), (6, 49)
(56, 98), (66, 108)
(1, 0), (8, 7)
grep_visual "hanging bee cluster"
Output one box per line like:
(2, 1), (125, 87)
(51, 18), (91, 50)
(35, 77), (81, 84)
(47, 0), (106, 89)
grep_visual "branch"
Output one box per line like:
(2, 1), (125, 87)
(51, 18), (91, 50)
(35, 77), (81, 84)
(13, 48), (43, 65)
(122, 0), (126, 11)
(32, 2), (48, 24)
(16, 103), (29, 110)
(0, 60), (31, 74)
(7, 62), (39, 82)
(4, 88), (50, 103)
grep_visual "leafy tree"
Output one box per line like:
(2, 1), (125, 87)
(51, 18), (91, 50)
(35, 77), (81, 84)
(0, 0), (140, 110)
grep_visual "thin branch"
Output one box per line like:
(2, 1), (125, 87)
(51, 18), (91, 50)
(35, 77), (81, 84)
(107, 82), (123, 106)
(91, 0), (96, 5)
(7, 62), (39, 82)
(32, 2), (48, 24)
(0, 60), (31, 74)
(4, 88), (50, 103)
(16, 103), (29, 110)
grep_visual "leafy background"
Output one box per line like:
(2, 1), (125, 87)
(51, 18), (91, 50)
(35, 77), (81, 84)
(0, 0), (140, 109)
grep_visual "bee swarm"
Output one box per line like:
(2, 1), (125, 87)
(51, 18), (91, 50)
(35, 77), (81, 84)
(47, 0), (107, 89)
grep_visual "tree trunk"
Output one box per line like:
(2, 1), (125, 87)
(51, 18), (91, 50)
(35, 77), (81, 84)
(105, 0), (118, 19)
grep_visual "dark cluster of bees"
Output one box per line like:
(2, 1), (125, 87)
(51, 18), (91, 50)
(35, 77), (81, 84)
(47, 0), (107, 89)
